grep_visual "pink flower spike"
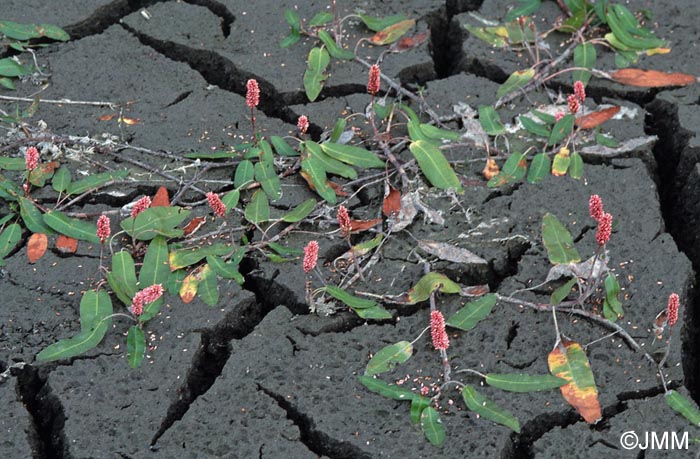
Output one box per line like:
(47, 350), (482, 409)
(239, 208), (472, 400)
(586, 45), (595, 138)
(589, 195), (604, 222)
(568, 94), (579, 114)
(337, 205), (351, 238)
(297, 115), (309, 136)
(246, 79), (260, 109)
(130, 284), (164, 317)
(303, 240), (319, 273)
(667, 293), (680, 327)
(596, 212), (613, 246)
(367, 64), (380, 96)
(430, 310), (449, 350)
(25, 146), (39, 171)
(206, 191), (226, 217)
(554, 112), (565, 122)
(574, 80), (586, 103)
(97, 214), (111, 242)
(131, 196), (152, 219)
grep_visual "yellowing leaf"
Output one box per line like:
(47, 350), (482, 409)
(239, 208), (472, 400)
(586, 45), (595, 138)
(179, 266), (204, 303)
(370, 19), (415, 45)
(548, 338), (601, 424)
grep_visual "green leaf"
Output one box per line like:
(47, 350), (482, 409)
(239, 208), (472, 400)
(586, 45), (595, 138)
(485, 373), (567, 392)
(551, 149), (571, 176)
(308, 11), (334, 27)
(108, 251), (138, 305)
(604, 273), (623, 319)
(420, 407), (446, 447)
(19, 197), (52, 234)
(0, 223), (21, 260)
(527, 153), (551, 184)
(65, 170), (128, 195)
(43, 211), (100, 243)
(464, 25), (508, 48)
(166, 269), (187, 295)
(569, 152), (584, 179)
(358, 375), (415, 401)
(496, 68), (535, 99)
(271, 136), (299, 157)
(51, 166), (71, 193)
(551, 277), (577, 305)
(37, 23), (69, 41)
(206, 255), (244, 284)
(520, 116), (551, 138)
(255, 160), (281, 200)
(365, 341), (413, 376)
(541, 213), (581, 264)
(606, 4), (665, 50)
(371, 19), (415, 45)
(169, 243), (231, 271)
(320, 142), (384, 168)
(419, 123), (463, 142)
(462, 385), (521, 432)
(126, 326), (146, 368)
(409, 140), (463, 192)
(596, 132), (619, 148)
(410, 396), (431, 425)
(301, 155), (336, 204)
(407, 272), (461, 304)
(533, 110), (556, 125)
(36, 290), (112, 362)
(0, 58), (29, 77)
(303, 47), (330, 102)
(666, 390), (700, 427)
(138, 236), (169, 322)
(446, 294), (497, 330)
(283, 9), (300, 30)
(198, 264), (219, 306)
(329, 118), (347, 143)
(267, 242), (302, 257)
(505, 0), (542, 22)
(120, 207), (191, 241)
(0, 21), (41, 40)
(0, 77), (15, 90)
(234, 159), (255, 188)
(305, 141), (357, 178)
(354, 305), (393, 320)
(221, 189), (239, 211)
(478, 105), (505, 136)
(548, 114), (574, 146)
(325, 285), (377, 309)
(245, 189), (269, 224)
(359, 14), (406, 32)
(488, 152), (527, 188)
(317, 30), (354, 59)
(0, 157), (26, 171)
(281, 199), (316, 223)
(572, 43), (596, 85)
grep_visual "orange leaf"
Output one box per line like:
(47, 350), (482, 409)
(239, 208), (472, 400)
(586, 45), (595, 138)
(370, 19), (416, 45)
(180, 266), (204, 304)
(394, 31), (429, 51)
(182, 216), (206, 237)
(350, 218), (382, 232)
(610, 69), (696, 88)
(27, 233), (48, 263)
(575, 106), (620, 129)
(118, 117), (141, 125)
(55, 235), (78, 253)
(152, 186), (170, 207)
(328, 180), (349, 197)
(483, 158), (500, 180)
(548, 338), (602, 424)
(99, 114), (116, 121)
(382, 187), (401, 217)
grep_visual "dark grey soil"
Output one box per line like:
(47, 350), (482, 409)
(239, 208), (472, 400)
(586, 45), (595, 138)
(1, 0), (700, 458)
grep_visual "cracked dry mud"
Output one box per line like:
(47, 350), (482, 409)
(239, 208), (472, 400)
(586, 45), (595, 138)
(1, 0), (700, 458)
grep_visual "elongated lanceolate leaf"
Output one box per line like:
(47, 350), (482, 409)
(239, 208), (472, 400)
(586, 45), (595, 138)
(666, 390), (700, 427)
(108, 251), (138, 305)
(365, 341), (413, 376)
(354, 305), (393, 320)
(420, 407), (446, 447)
(569, 152), (584, 179)
(0, 223), (21, 262)
(520, 116), (550, 138)
(255, 160), (281, 201)
(303, 47), (329, 102)
(408, 140), (463, 192)
(320, 142), (385, 168)
(325, 285), (377, 309)
(411, 396), (431, 425)
(317, 30), (354, 59)
(551, 277), (577, 305)
(245, 189), (270, 224)
(206, 255), (244, 285)
(446, 294), (497, 330)
(505, 0), (542, 22)
(370, 19), (415, 45)
(65, 170), (128, 195)
(462, 385), (521, 432)
(541, 213), (581, 264)
(406, 272), (461, 304)
(168, 243), (231, 271)
(43, 211), (100, 244)
(281, 199), (316, 223)
(359, 14), (407, 32)
(548, 114), (574, 146)
(19, 197), (52, 234)
(478, 105), (505, 136)
(234, 160), (255, 188)
(358, 375), (415, 401)
(572, 43), (596, 85)
(301, 155), (336, 204)
(496, 68), (535, 99)
(198, 264), (219, 306)
(127, 326), (146, 368)
(527, 153), (551, 184)
(138, 236), (169, 321)
(548, 338), (602, 424)
(485, 373), (567, 392)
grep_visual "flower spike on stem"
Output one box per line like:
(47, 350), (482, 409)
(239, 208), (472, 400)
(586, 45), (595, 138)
(206, 191), (226, 218)
(430, 310), (449, 350)
(667, 293), (680, 327)
(297, 115), (309, 137)
(246, 78), (260, 143)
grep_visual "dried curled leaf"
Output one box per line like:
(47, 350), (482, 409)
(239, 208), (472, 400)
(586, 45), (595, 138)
(418, 240), (487, 265)
(483, 158), (500, 180)
(27, 232), (48, 263)
(610, 68), (696, 88)
(576, 106), (620, 130)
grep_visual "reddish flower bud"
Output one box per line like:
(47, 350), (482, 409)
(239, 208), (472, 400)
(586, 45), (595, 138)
(430, 310), (449, 350)
(589, 195), (604, 222)
(554, 112), (565, 122)
(297, 115), (309, 136)
(97, 214), (111, 242)
(568, 94), (579, 114)
(596, 212), (612, 245)
(25, 146), (39, 171)
(131, 196), (152, 219)
(337, 205), (351, 238)
(574, 80), (586, 103)
(130, 284), (164, 316)
(206, 191), (226, 218)
(246, 79), (260, 109)
(667, 293), (680, 327)
(303, 240), (319, 273)
(367, 64), (380, 96)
